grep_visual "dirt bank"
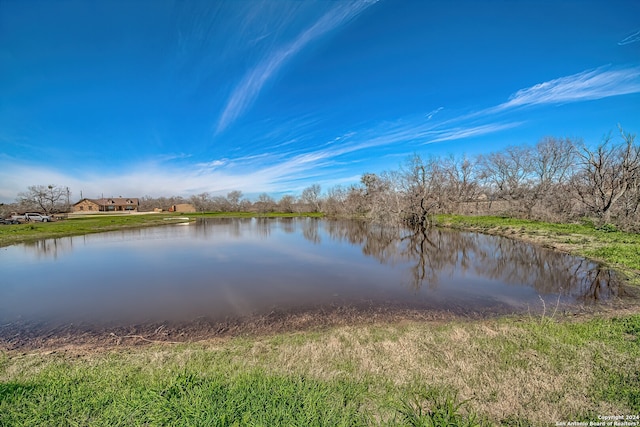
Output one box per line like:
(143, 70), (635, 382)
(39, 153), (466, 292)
(3, 298), (638, 353)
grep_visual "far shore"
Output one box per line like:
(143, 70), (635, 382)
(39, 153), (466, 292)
(0, 211), (321, 248)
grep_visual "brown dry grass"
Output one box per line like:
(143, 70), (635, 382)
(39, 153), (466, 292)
(218, 315), (639, 425)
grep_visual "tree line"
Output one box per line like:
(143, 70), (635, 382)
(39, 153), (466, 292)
(320, 127), (639, 231)
(4, 127), (637, 231)
(135, 185), (324, 215)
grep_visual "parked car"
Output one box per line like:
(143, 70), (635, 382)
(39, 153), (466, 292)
(11, 212), (51, 222)
(10, 213), (26, 222)
(25, 213), (53, 222)
(1, 218), (20, 225)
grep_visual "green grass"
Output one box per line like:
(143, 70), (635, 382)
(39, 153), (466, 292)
(436, 214), (640, 278)
(2, 314), (639, 426)
(0, 369), (368, 426)
(0, 212), (323, 248)
(396, 387), (487, 427)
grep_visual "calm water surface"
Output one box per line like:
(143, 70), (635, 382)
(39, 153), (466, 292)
(0, 218), (621, 330)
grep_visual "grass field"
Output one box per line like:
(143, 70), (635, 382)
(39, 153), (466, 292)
(1, 314), (639, 425)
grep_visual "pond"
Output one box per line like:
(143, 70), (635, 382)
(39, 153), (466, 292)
(0, 218), (626, 345)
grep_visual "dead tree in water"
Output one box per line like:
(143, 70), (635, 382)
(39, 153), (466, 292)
(400, 154), (443, 229)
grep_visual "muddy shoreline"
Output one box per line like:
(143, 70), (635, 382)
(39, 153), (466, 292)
(0, 305), (492, 352)
(2, 298), (637, 353)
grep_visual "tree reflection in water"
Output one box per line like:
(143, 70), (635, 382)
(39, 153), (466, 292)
(321, 220), (621, 301)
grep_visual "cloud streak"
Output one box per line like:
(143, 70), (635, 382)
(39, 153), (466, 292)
(216, 0), (377, 133)
(496, 66), (640, 110)
(427, 122), (522, 143)
(618, 30), (640, 46)
(425, 107), (443, 120)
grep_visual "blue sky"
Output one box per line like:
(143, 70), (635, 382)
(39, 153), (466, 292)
(1, 0), (639, 202)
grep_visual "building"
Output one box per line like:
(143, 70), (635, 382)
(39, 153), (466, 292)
(73, 198), (140, 212)
(169, 203), (196, 213)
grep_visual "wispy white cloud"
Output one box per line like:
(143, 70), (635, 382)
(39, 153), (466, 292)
(196, 159), (227, 168)
(216, 0), (377, 133)
(425, 107), (443, 120)
(427, 122), (523, 143)
(155, 153), (192, 162)
(496, 66), (640, 110)
(618, 30), (640, 46)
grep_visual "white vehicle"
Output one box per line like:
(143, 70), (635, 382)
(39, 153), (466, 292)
(24, 213), (52, 222)
(8, 212), (54, 222)
(10, 213), (26, 222)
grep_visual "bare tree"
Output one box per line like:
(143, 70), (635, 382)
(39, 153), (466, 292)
(532, 137), (576, 188)
(277, 195), (296, 213)
(17, 184), (70, 214)
(300, 184), (322, 212)
(617, 179), (640, 230)
(226, 190), (243, 212)
(360, 173), (386, 219)
(209, 195), (231, 211)
(527, 137), (577, 219)
(356, 171), (403, 223)
(573, 128), (639, 223)
(190, 192), (212, 212)
(255, 193), (276, 213)
(323, 185), (348, 217)
(138, 195), (157, 211)
(239, 199), (253, 212)
(0, 202), (15, 218)
(138, 195), (187, 212)
(478, 146), (533, 215)
(441, 154), (481, 212)
(347, 184), (369, 217)
(399, 154), (444, 228)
